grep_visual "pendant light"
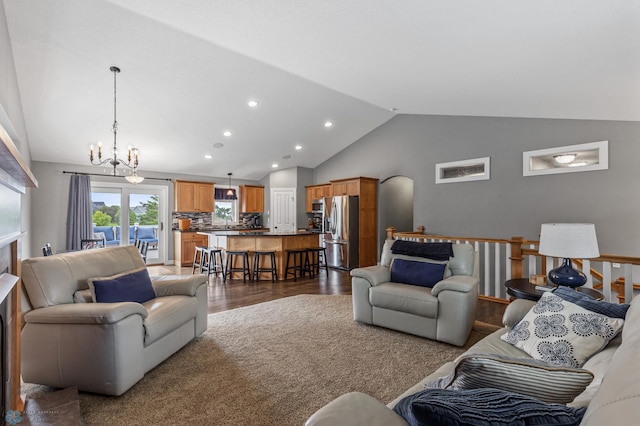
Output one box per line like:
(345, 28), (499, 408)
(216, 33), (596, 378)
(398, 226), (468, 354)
(226, 172), (234, 196)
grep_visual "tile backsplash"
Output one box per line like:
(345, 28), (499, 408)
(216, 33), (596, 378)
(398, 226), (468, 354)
(171, 212), (263, 230)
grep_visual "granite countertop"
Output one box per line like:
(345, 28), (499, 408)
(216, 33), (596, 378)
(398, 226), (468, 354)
(196, 230), (317, 237)
(174, 227), (269, 233)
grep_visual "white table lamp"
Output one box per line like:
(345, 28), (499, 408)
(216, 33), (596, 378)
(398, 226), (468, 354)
(538, 223), (600, 288)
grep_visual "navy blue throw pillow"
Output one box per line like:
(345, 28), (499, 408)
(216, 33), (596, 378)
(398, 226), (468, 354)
(553, 286), (629, 319)
(393, 388), (586, 426)
(90, 268), (156, 303)
(390, 259), (446, 288)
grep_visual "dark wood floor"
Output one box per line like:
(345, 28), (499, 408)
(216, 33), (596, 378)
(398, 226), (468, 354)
(148, 264), (507, 327)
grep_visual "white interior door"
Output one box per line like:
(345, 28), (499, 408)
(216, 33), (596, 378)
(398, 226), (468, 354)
(270, 188), (296, 232)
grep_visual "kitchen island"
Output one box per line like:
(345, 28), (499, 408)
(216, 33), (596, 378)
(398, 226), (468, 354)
(197, 230), (321, 280)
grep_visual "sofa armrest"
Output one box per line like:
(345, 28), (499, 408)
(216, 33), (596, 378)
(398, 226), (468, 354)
(305, 392), (408, 426)
(431, 275), (478, 297)
(502, 298), (536, 328)
(350, 266), (391, 287)
(23, 302), (148, 325)
(151, 275), (207, 297)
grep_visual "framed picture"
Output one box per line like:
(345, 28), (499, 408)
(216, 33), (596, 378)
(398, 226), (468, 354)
(435, 157), (490, 184)
(523, 141), (608, 176)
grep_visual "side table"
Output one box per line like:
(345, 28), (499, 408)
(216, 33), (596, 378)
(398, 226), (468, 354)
(505, 278), (603, 302)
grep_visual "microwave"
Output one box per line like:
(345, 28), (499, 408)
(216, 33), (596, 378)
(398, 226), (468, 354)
(311, 199), (324, 213)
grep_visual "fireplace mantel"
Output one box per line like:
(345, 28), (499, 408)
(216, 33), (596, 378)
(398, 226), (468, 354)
(0, 122), (38, 414)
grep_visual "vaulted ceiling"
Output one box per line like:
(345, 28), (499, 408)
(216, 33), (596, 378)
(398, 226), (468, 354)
(4, 0), (639, 180)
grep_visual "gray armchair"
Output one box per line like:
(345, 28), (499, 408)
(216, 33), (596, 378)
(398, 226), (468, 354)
(351, 241), (479, 346)
(20, 245), (208, 395)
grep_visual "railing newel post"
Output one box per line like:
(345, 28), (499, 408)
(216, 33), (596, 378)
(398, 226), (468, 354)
(510, 236), (524, 279)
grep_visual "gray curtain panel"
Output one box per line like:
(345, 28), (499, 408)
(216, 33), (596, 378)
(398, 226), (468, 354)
(66, 174), (93, 250)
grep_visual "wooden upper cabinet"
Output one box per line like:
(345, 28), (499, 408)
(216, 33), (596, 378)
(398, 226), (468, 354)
(331, 178), (360, 196)
(240, 185), (264, 213)
(174, 180), (214, 212)
(305, 187), (314, 212)
(305, 184), (331, 212)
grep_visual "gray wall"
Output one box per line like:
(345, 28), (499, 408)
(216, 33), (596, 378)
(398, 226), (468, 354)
(260, 166), (313, 229)
(314, 114), (640, 256)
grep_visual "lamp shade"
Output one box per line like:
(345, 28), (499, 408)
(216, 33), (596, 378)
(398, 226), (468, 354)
(538, 223), (600, 259)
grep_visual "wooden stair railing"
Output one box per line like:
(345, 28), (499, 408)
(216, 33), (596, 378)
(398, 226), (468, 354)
(386, 226), (640, 304)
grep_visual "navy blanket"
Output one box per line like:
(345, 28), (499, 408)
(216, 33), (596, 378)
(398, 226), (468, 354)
(391, 240), (454, 261)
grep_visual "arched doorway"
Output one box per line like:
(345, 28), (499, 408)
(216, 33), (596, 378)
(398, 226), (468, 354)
(379, 175), (414, 254)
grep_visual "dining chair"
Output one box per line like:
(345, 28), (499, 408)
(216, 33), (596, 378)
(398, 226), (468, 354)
(80, 238), (106, 250)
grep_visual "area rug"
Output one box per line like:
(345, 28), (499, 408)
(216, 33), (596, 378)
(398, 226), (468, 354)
(23, 295), (499, 425)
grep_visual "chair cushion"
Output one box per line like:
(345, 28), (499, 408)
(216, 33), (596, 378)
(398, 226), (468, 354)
(501, 292), (624, 368)
(449, 244), (474, 276)
(393, 388), (587, 426)
(390, 258), (446, 288)
(137, 226), (156, 239)
(370, 283), (438, 318)
(93, 226), (115, 241)
(88, 267), (156, 304)
(426, 353), (594, 404)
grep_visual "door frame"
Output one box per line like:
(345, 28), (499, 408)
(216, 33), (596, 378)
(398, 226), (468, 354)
(90, 181), (168, 264)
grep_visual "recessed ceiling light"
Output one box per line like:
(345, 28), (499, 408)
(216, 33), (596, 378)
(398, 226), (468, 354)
(223, 131), (232, 137)
(272, 163), (278, 168)
(294, 144), (302, 150)
(282, 154), (291, 160)
(204, 154), (213, 159)
(324, 121), (333, 128)
(248, 100), (259, 108)
(213, 143), (224, 149)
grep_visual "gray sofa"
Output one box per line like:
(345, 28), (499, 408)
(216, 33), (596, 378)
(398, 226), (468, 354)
(20, 245), (208, 396)
(351, 241), (479, 346)
(307, 293), (640, 425)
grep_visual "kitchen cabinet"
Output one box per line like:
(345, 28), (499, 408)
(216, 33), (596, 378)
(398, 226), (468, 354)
(329, 177), (379, 268)
(305, 184), (331, 212)
(174, 181), (214, 212)
(174, 231), (208, 266)
(331, 178), (360, 196)
(240, 185), (264, 213)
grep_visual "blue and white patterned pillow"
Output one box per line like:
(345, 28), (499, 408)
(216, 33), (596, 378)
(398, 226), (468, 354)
(501, 291), (624, 368)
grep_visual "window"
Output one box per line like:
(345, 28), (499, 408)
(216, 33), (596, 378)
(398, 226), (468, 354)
(435, 157), (491, 184)
(523, 141), (608, 176)
(214, 186), (239, 225)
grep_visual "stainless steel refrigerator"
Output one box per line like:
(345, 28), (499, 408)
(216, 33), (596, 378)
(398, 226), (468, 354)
(323, 196), (359, 270)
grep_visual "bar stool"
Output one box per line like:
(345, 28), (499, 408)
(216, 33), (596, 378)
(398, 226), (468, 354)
(252, 251), (278, 282)
(202, 248), (225, 278)
(307, 247), (328, 278)
(284, 248), (311, 281)
(192, 246), (207, 274)
(224, 250), (252, 283)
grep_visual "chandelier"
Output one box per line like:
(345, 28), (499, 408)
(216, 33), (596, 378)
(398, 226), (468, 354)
(89, 66), (144, 184)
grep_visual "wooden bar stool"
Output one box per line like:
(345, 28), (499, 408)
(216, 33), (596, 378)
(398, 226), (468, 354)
(192, 246), (208, 274)
(224, 250), (252, 283)
(252, 251), (278, 282)
(284, 248), (311, 282)
(307, 247), (328, 278)
(202, 248), (225, 278)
